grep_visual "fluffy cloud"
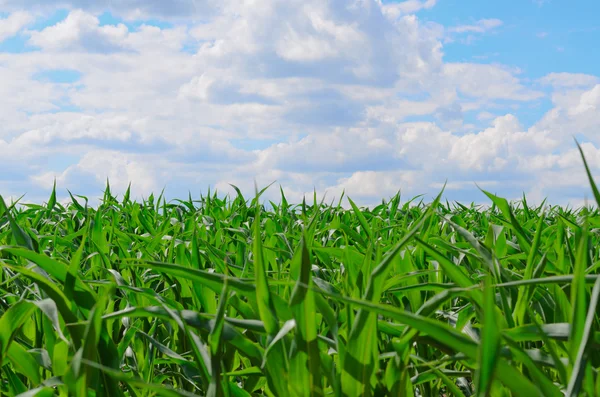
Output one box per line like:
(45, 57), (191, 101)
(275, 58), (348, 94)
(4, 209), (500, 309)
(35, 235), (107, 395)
(188, 0), (444, 87)
(28, 10), (128, 52)
(569, 85), (600, 115)
(0, 1), (598, 206)
(28, 10), (187, 53)
(32, 150), (160, 195)
(540, 72), (599, 89)
(532, 84), (600, 146)
(0, 11), (32, 42)
(443, 63), (543, 101)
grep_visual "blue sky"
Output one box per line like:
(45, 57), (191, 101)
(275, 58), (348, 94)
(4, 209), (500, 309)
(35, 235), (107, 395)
(431, 0), (600, 83)
(0, 0), (599, 206)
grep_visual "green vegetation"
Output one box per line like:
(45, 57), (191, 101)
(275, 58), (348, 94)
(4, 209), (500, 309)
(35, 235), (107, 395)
(2, 145), (600, 396)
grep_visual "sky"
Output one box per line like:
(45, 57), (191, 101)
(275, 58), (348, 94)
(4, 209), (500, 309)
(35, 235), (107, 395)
(0, 0), (599, 206)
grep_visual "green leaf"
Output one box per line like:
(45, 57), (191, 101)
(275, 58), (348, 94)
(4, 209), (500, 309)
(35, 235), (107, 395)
(513, 213), (546, 325)
(0, 300), (37, 361)
(566, 276), (600, 396)
(570, 222), (589, 363)
(475, 276), (501, 397)
(47, 179), (57, 214)
(0, 195), (35, 251)
(7, 342), (42, 386)
(575, 139), (600, 208)
(0, 246), (97, 311)
(347, 197), (372, 241)
(288, 235), (322, 397)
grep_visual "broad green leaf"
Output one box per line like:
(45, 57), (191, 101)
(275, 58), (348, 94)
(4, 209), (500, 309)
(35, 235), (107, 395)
(475, 276), (501, 397)
(288, 236), (322, 397)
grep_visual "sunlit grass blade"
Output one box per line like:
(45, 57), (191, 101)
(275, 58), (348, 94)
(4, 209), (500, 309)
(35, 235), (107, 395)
(575, 138), (600, 208)
(570, 221), (588, 364)
(513, 213), (546, 325)
(289, 235), (322, 397)
(0, 195), (35, 251)
(567, 276), (600, 396)
(207, 281), (230, 397)
(475, 276), (501, 397)
(0, 301), (38, 366)
(347, 197), (372, 241)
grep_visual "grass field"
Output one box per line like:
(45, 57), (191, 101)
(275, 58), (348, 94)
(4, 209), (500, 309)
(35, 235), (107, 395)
(1, 143), (600, 396)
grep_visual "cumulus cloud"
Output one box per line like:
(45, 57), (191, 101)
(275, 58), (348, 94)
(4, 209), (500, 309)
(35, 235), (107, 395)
(32, 150), (159, 196)
(27, 10), (188, 53)
(188, 0), (444, 87)
(0, 11), (32, 42)
(28, 10), (129, 52)
(569, 85), (600, 115)
(532, 84), (600, 146)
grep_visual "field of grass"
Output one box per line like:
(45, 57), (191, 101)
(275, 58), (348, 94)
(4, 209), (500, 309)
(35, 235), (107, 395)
(1, 145), (600, 396)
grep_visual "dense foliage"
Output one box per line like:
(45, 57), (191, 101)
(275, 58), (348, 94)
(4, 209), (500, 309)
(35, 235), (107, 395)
(2, 146), (600, 396)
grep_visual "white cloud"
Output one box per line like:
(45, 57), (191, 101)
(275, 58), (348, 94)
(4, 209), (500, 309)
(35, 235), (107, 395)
(443, 63), (543, 101)
(0, 11), (32, 42)
(28, 10), (129, 52)
(276, 9), (366, 62)
(449, 115), (534, 171)
(532, 84), (600, 146)
(449, 18), (503, 34)
(443, 18), (503, 46)
(27, 9), (189, 54)
(379, 0), (437, 18)
(32, 150), (159, 195)
(540, 72), (599, 89)
(178, 73), (215, 102)
(366, 99), (438, 123)
(253, 126), (399, 173)
(330, 170), (420, 198)
(12, 113), (135, 146)
(568, 84), (600, 115)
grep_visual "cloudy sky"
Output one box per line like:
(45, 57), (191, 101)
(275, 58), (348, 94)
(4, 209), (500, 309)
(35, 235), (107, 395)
(1, 0), (599, 206)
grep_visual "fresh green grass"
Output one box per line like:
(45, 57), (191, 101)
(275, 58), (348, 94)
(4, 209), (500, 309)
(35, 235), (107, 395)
(2, 145), (600, 396)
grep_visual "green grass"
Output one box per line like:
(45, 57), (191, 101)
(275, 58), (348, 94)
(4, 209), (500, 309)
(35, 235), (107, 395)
(2, 145), (600, 396)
